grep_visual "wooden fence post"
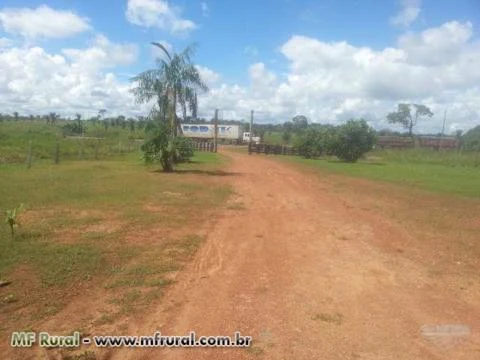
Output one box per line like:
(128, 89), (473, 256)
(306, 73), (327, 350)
(27, 140), (32, 169)
(95, 140), (100, 160)
(54, 141), (60, 164)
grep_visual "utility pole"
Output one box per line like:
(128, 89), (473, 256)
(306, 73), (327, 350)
(442, 109), (447, 136)
(248, 110), (254, 155)
(214, 109), (219, 153)
(441, 108), (447, 151)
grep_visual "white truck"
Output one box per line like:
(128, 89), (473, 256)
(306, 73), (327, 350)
(242, 132), (261, 144)
(181, 124), (240, 140)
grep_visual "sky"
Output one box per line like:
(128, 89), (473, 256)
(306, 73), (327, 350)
(0, 0), (479, 133)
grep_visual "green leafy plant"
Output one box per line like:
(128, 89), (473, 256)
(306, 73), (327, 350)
(141, 118), (175, 172)
(131, 43), (207, 172)
(333, 119), (377, 163)
(295, 125), (338, 158)
(5, 204), (24, 238)
(174, 137), (194, 163)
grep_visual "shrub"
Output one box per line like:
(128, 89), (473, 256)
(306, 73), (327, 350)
(174, 137), (194, 162)
(5, 204), (24, 238)
(141, 120), (174, 172)
(295, 125), (338, 158)
(333, 119), (376, 162)
(62, 121), (86, 136)
(463, 125), (480, 151)
(295, 128), (323, 158)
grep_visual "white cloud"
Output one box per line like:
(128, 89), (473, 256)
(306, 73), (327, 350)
(201, 2), (210, 17)
(62, 35), (139, 71)
(195, 65), (220, 87)
(390, 0), (421, 27)
(0, 5), (90, 39)
(1, 20), (479, 133)
(398, 21), (474, 65)
(0, 37), (13, 48)
(0, 37), (142, 118)
(126, 0), (197, 34)
(197, 21), (480, 132)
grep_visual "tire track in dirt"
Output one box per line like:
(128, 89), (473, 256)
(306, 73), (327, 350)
(104, 148), (480, 360)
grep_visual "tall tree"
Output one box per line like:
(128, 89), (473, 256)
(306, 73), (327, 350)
(131, 43), (207, 135)
(130, 43), (207, 171)
(292, 115), (308, 131)
(47, 112), (59, 126)
(387, 103), (433, 136)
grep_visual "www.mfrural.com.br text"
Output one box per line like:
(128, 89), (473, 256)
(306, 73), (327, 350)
(11, 331), (252, 348)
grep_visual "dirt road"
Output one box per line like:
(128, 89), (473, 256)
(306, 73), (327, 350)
(107, 148), (480, 360)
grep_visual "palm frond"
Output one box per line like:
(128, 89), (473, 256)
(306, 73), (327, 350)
(151, 42), (172, 61)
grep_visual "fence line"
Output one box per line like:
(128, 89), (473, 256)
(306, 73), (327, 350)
(248, 143), (298, 155)
(192, 141), (215, 152)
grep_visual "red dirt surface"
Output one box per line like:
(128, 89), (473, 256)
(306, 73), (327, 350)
(4, 148), (479, 360)
(101, 148), (480, 360)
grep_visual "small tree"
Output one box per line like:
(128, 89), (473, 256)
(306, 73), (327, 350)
(463, 125), (480, 151)
(295, 128), (323, 158)
(141, 116), (174, 172)
(5, 204), (24, 238)
(131, 43), (207, 171)
(292, 115), (308, 132)
(174, 137), (194, 162)
(281, 130), (292, 145)
(295, 125), (338, 158)
(334, 119), (376, 162)
(387, 103), (433, 136)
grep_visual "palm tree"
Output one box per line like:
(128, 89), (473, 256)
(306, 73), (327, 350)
(131, 43), (207, 135)
(130, 43), (207, 171)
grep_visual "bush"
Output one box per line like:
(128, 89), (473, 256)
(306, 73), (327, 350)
(295, 128), (323, 158)
(333, 119), (376, 162)
(62, 121), (85, 136)
(463, 125), (480, 151)
(141, 120), (174, 172)
(295, 125), (338, 158)
(174, 137), (194, 162)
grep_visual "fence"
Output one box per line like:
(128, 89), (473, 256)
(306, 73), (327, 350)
(376, 136), (415, 149)
(376, 136), (460, 150)
(192, 141), (215, 152)
(417, 137), (459, 150)
(248, 143), (298, 155)
(0, 137), (144, 166)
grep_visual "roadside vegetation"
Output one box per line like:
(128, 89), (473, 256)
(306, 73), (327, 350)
(131, 43), (207, 172)
(294, 119), (376, 162)
(0, 41), (231, 346)
(0, 118), (145, 164)
(281, 150), (480, 198)
(0, 150), (230, 337)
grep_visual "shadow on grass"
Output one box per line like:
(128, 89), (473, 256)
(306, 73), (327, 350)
(152, 168), (241, 176)
(325, 159), (387, 166)
(173, 169), (241, 176)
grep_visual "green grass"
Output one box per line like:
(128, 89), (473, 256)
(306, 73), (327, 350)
(374, 148), (480, 167)
(0, 120), (144, 164)
(0, 149), (230, 329)
(282, 150), (480, 198)
(263, 131), (299, 145)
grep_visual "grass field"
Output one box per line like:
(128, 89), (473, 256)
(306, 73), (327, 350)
(0, 149), (230, 333)
(0, 120), (143, 164)
(281, 149), (480, 198)
(263, 131), (298, 145)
